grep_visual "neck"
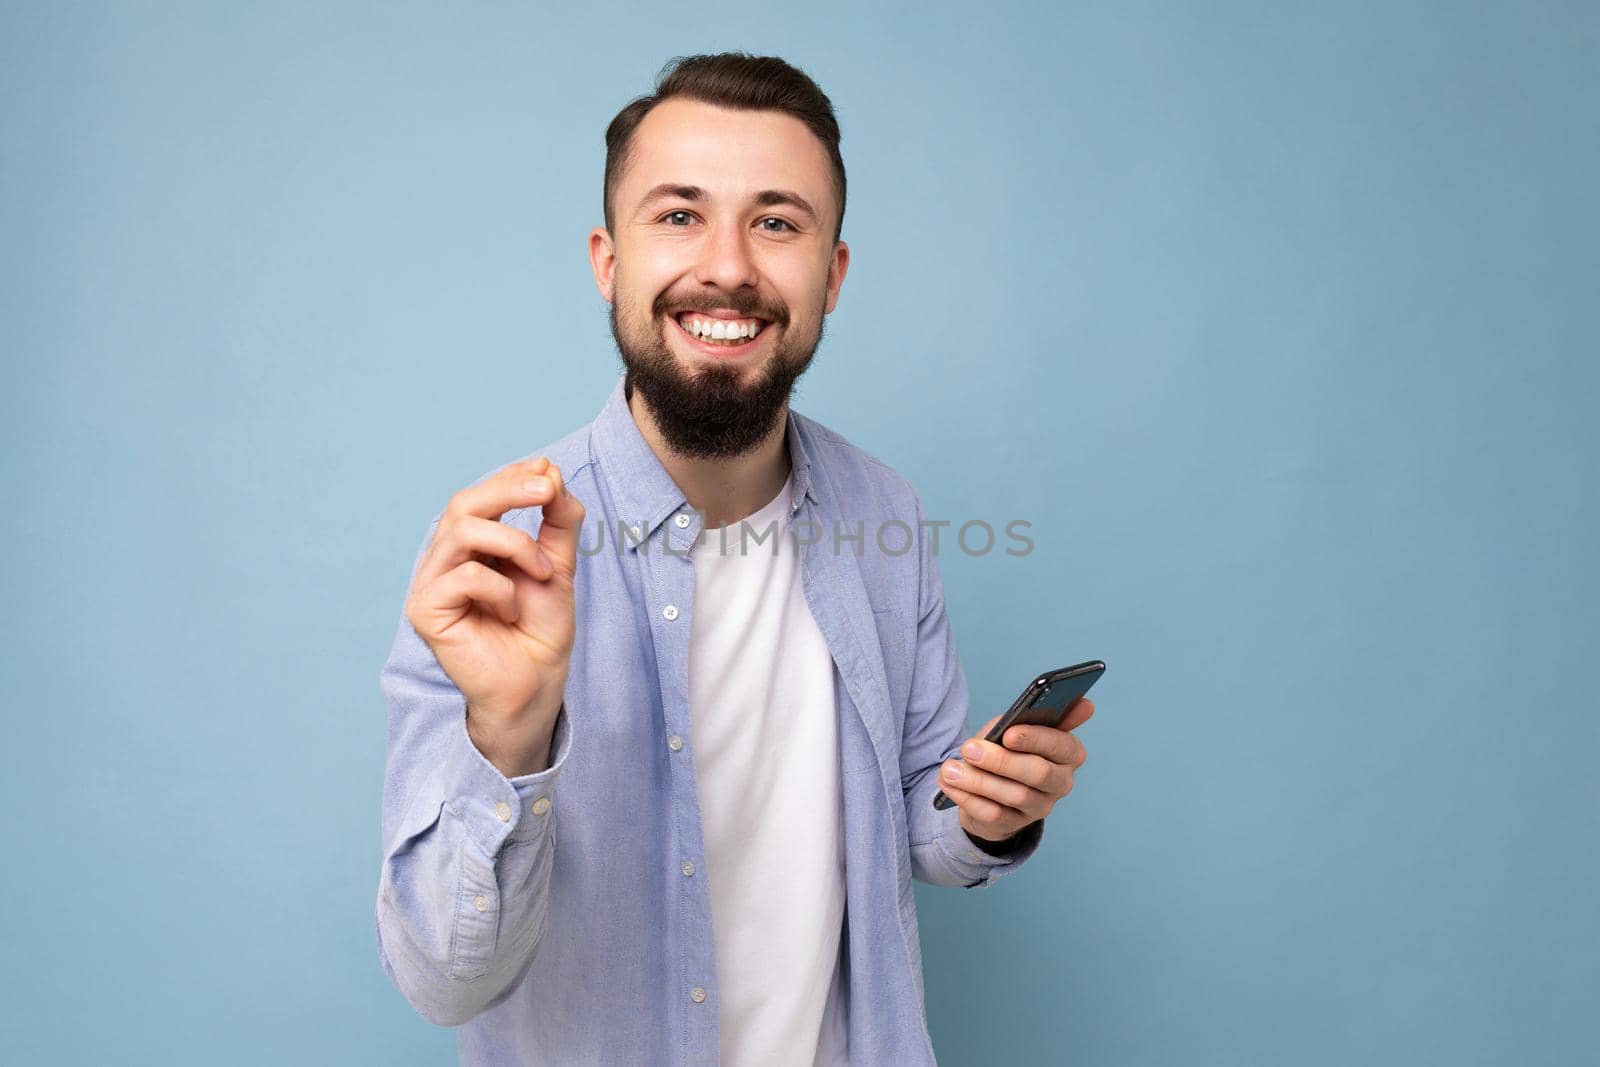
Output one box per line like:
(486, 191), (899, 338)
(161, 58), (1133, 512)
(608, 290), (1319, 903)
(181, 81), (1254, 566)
(626, 379), (792, 530)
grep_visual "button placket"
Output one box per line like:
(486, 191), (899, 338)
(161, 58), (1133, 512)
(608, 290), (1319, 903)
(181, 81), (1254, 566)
(638, 507), (715, 1019)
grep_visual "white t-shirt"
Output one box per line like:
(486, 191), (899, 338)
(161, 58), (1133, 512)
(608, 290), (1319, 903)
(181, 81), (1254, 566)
(688, 470), (849, 1066)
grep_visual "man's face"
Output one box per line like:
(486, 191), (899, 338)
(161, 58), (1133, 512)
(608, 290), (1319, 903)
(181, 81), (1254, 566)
(589, 97), (849, 458)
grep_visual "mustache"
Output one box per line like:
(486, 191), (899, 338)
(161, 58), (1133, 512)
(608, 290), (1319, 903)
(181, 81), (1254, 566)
(653, 291), (787, 326)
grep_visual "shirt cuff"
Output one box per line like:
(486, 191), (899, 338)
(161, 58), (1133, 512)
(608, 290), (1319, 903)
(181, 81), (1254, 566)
(966, 820), (1041, 857)
(935, 805), (1045, 888)
(505, 705), (571, 844)
(439, 702), (574, 857)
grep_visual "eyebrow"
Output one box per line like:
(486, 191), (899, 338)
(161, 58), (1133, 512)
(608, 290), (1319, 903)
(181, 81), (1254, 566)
(635, 183), (821, 227)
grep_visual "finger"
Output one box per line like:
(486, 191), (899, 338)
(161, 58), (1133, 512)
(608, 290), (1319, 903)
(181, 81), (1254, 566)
(417, 457), (551, 584)
(1058, 697), (1095, 732)
(417, 458), (561, 589)
(1000, 724), (1086, 771)
(934, 779), (1026, 828)
(992, 729), (1079, 796)
(411, 559), (518, 632)
(959, 736), (1060, 791)
(414, 513), (553, 593)
(450, 456), (553, 523)
(941, 755), (1051, 812)
(530, 461), (586, 572)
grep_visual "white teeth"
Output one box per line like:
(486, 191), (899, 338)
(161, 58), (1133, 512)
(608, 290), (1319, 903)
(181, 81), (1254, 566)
(677, 314), (763, 342)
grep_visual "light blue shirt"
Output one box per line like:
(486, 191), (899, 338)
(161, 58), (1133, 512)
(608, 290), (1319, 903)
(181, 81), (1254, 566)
(376, 374), (1044, 1065)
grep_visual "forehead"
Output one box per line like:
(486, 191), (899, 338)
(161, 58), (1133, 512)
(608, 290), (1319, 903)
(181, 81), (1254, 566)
(620, 97), (834, 213)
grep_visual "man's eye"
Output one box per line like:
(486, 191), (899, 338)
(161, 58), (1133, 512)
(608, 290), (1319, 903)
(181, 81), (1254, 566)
(759, 217), (793, 233)
(664, 211), (694, 226)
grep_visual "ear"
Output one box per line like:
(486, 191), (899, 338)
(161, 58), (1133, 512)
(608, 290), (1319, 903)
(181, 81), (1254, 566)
(823, 240), (850, 315)
(588, 226), (618, 303)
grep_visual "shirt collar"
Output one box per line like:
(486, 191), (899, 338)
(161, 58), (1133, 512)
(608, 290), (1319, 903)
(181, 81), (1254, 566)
(590, 374), (818, 551)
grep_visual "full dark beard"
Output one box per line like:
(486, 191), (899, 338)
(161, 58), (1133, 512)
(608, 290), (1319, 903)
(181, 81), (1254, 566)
(609, 301), (824, 460)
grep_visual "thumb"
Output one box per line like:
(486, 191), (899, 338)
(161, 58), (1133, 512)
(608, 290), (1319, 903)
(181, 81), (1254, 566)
(533, 462), (587, 572)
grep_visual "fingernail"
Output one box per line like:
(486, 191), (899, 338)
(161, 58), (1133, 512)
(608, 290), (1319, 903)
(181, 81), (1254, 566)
(963, 741), (983, 761)
(943, 761), (963, 782)
(522, 477), (551, 495)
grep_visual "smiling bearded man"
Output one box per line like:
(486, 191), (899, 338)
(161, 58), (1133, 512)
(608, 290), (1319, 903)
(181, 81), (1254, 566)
(376, 51), (1091, 1067)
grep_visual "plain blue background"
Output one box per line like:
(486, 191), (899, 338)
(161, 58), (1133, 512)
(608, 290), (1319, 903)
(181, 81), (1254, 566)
(3, 1), (1595, 1063)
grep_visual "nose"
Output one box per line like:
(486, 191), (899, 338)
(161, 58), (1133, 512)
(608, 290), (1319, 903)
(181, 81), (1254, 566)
(694, 219), (759, 294)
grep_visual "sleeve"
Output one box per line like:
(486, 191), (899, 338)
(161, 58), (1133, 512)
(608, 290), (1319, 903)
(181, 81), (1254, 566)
(374, 516), (575, 1027)
(899, 491), (1045, 889)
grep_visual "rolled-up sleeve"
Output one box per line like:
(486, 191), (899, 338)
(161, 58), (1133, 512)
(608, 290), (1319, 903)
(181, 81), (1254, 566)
(899, 492), (1045, 889)
(374, 518), (574, 1026)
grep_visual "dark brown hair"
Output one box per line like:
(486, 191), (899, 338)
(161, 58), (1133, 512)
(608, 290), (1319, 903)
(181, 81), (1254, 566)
(603, 53), (847, 244)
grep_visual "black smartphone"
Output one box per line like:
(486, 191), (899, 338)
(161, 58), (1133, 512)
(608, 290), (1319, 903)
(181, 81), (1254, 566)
(933, 659), (1105, 811)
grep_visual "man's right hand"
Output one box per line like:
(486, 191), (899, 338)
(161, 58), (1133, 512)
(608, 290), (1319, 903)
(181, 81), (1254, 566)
(405, 456), (586, 777)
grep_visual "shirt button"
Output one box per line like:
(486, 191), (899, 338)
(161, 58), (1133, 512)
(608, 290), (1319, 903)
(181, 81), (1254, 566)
(690, 987), (707, 1003)
(674, 512), (691, 529)
(473, 895), (490, 912)
(681, 860), (695, 877)
(662, 604), (679, 621)
(531, 796), (551, 816)
(667, 735), (683, 751)
(493, 801), (511, 822)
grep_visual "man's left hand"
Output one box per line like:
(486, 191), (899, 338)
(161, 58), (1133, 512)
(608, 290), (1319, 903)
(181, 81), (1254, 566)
(939, 698), (1095, 846)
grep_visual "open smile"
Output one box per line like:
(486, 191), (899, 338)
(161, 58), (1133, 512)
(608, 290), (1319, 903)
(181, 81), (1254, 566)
(668, 309), (773, 359)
